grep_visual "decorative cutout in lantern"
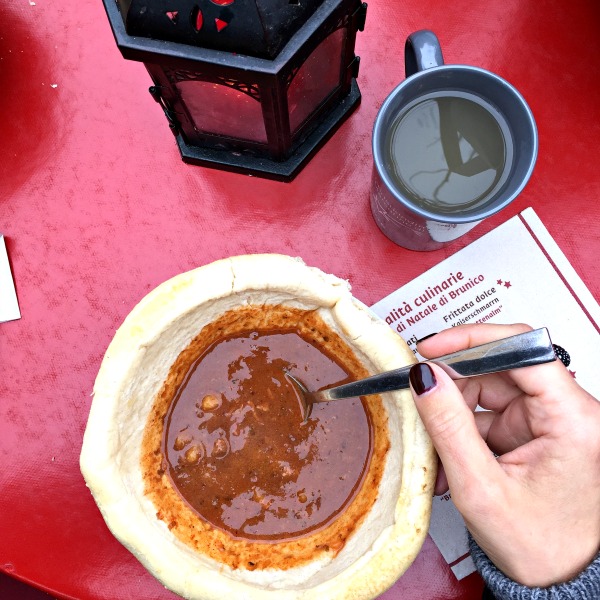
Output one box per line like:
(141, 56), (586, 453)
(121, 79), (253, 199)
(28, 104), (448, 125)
(103, 0), (368, 181)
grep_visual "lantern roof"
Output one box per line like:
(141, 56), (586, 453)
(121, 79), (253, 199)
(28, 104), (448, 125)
(115, 0), (325, 59)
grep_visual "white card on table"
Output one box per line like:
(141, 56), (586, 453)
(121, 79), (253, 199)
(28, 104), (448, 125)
(371, 208), (600, 578)
(0, 235), (21, 323)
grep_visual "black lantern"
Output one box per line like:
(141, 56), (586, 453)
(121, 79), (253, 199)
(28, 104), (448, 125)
(103, 0), (368, 181)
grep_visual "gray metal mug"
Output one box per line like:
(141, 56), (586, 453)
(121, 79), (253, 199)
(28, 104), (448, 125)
(370, 30), (538, 251)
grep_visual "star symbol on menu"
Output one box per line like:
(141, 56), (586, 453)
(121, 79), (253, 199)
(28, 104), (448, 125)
(504, 281), (512, 289)
(497, 279), (503, 285)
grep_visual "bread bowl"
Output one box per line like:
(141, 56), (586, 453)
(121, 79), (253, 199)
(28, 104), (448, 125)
(80, 254), (436, 599)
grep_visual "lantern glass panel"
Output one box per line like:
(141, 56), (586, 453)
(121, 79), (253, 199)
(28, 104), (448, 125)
(288, 27), (346, 135)
(175, 80), (268, 143)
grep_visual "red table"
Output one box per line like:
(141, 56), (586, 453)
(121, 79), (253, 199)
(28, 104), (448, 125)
(1, 0), (599, 598)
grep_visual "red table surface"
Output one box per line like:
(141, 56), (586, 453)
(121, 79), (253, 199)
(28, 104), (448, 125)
(1, 0), (600, 598)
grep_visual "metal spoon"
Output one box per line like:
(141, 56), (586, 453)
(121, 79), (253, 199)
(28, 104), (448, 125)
(286, 328), (556, 422)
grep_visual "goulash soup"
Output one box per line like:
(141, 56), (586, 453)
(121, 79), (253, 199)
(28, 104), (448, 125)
(80, 254), (435, 600)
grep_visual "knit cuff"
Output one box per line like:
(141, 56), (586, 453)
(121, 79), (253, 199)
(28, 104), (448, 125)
(469, 535), (600, 600)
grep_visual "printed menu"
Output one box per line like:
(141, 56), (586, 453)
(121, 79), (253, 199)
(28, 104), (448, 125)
(371, 207), (600, 579)
(0, 235), (21, 323)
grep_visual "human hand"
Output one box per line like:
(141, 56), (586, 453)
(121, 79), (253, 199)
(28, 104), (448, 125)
(409, 323), (600, 587)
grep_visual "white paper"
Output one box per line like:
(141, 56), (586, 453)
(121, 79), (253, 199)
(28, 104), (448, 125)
(371, 208), (600, 578)
(0, 235), (21, 322)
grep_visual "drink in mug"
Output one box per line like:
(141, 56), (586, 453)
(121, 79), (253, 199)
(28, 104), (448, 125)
(371, 30), (537, 251)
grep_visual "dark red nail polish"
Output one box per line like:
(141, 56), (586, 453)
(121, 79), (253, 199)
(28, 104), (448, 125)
(409, 363), (437, 395)
(416, 333), (437, 344)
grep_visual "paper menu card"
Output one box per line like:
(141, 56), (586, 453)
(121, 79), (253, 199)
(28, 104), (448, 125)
(370, 207), (600, 579)
(0, 235), (21, 323)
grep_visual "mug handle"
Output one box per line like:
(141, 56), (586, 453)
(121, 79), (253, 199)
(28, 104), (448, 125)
(405, 30), (444, 77)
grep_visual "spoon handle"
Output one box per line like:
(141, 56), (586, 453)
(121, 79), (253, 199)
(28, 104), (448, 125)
(314, 328), (556, 402)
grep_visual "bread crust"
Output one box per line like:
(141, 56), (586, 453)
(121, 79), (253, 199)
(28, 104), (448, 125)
(80, 254), (436, 600)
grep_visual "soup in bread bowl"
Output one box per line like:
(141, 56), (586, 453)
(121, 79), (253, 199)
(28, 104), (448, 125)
(80, 254), (436, 600)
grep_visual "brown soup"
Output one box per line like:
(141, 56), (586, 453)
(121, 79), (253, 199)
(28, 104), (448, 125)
(163, 330), (373, 541)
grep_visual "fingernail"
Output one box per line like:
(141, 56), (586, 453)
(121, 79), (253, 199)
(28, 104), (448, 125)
(409, 363), (437, 395)
(416, 333), (438, 344)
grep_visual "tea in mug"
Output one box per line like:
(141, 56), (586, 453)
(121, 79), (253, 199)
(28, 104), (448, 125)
(383, 91), (514, 214)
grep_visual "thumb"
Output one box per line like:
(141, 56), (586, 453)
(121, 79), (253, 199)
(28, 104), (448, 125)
(409, 362), (501, 495)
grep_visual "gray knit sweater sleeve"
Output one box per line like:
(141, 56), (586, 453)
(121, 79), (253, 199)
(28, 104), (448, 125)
(469, 536), (600, 599)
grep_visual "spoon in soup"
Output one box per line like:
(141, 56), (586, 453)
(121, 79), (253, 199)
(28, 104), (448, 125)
(286, 328), (556, 422)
